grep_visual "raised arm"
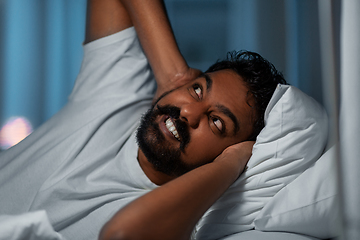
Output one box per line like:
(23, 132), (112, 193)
(85, 0), (201, 99)
(99, 142), (254, 240)
(85, 0), (132, 44)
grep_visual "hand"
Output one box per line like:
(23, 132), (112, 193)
(169, 67), (203, 89)
(214, 141), (255, 180)
(155, 67), (202, 99)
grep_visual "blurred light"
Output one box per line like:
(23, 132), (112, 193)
(0, 117), (33, 150)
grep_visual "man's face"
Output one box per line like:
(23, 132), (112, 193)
(137, 69), (255, 176)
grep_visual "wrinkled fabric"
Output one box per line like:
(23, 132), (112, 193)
(0, 27), (157, 240)
(0, 211), (63, 240)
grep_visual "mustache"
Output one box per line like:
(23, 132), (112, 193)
(156, 105), (190, 152)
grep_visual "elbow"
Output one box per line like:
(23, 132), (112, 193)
(99, 223), (132, 240)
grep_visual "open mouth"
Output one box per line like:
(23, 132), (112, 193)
(165, 117), (180, 141)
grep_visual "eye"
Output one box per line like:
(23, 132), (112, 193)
(211, 116), (224, 133)
(193, 84), (202, 99)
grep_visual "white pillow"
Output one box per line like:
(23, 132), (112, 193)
(220, 229), (321, 240)
(254, 145), (340, 239)
(195, 84), (328, 240)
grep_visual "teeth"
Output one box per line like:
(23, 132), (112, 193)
(165, 118), (180, 140)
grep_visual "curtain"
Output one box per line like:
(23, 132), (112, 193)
(318, 0), (360, 239)
(339, 0), (360, 239)
(0, 0), (86, 150)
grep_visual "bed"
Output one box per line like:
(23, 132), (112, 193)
(0, 84), (339, 240)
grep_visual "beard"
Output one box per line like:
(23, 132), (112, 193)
(136, 104), (193, 177)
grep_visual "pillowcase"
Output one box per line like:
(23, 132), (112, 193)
(195, 84), (328, 240)
(220, 229), (321, 240)
(254, 145), (340, 239)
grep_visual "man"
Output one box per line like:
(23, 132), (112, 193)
(0, 1), (286, 239)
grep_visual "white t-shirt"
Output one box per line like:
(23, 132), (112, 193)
(0, 27), (158, 239)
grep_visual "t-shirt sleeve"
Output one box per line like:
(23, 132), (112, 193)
(69, 27), (156, 102)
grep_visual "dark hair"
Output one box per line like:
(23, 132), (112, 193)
(205, 50), (287, 141)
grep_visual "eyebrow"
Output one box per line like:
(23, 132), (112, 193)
(216, 104), (240, 135)
(202, 73), (213, 93)
(202, 73), (240, 136)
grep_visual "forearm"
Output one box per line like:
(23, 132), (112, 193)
(120, 0), (191, 97)
(86, 0), (199, 98)
(99, 160), (239, 240)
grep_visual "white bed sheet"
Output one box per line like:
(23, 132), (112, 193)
(0, 211), (64, 240)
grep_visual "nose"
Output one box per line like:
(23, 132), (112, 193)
(179, 102), (207, 128)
